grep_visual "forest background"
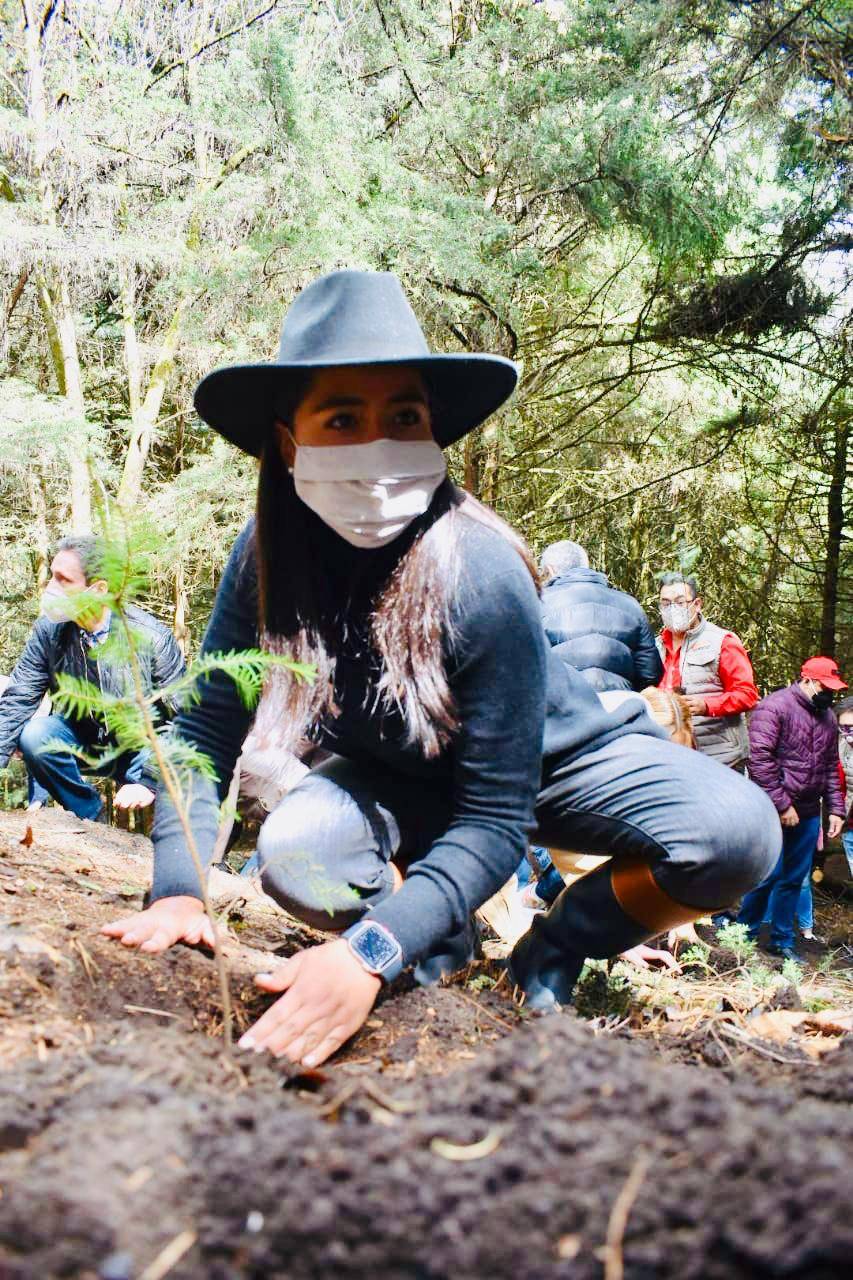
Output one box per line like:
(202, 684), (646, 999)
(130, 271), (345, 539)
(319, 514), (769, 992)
(0, 0), (850, 692)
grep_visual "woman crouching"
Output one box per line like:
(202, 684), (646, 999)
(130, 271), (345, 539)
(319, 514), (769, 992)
(104, 270), (779, 1065)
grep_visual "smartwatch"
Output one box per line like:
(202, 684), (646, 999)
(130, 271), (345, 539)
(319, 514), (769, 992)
(343, 920), (404, 982)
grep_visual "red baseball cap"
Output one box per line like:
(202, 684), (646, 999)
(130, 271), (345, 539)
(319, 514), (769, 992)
(800, 656), (848, 690)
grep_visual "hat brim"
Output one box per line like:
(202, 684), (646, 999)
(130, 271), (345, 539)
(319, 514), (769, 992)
(193, 354), (519, 456)
(823, 676), (848, 690)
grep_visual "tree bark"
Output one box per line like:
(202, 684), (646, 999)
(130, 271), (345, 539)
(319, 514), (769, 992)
(173, 560), (190, 658)
(115, 141), (260, 508)
(463, 430), (482, 496)
(23, 0), (92, 532)
(28, 469), (50, 591)
(819, 413), (851, 657)
(117, 296), (189, 510)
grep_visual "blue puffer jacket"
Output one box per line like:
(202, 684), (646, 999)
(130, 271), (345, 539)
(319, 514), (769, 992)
(541, 569), (663, 693)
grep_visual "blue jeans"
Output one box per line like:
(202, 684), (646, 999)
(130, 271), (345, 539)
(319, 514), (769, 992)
(842, 829), (853, 878)
(764, 875), (812, 932)
(27, 770), (51, 807)
(738, 815), (821, 949)
(524, 847), (567, 905)
(18, 714), (136, 821)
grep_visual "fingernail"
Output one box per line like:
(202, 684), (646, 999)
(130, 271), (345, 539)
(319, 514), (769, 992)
(256, 972), (273, 981)
(303, 1054), (318, 1067)
(238, 1034), (256, 1050)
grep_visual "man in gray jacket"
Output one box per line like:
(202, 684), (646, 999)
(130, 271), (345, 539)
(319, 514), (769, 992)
(0, 536), (185, 820)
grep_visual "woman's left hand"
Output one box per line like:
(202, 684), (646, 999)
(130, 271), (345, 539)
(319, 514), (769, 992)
(619, 943), (681, 972)
(239, 939), (381, 1067)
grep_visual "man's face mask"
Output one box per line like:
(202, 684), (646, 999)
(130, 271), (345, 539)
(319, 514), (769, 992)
(40, 585), (78, 623)
(660, 599), (697, 634)
(810, 683), (835, 711)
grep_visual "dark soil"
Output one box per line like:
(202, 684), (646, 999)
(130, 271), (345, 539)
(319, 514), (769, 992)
(1, 810), (851, 1280)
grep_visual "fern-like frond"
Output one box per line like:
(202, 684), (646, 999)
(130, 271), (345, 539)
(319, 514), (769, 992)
(155, 735), (220, 785)
(157, 650), (316, 713)
(50, 674), (120, 720)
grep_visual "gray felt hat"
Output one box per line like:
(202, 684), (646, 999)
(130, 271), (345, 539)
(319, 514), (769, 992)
(193, 270), (519, 455)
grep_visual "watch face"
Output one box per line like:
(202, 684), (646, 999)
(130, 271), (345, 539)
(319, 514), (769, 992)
(355, 925), (399, 972)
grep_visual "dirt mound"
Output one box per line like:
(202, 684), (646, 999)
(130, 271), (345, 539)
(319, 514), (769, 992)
(1, 1017), (852, 1279)
(1, 809), (852, 1279)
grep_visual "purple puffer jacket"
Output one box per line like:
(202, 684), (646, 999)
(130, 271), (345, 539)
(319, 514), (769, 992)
(748, 683), (845, 817)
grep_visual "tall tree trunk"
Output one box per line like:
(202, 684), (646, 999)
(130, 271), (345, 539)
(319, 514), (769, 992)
(28, 469), (50, 591)
(116, 141), (259, 507)
(463, 431), (482, 496)
(174, 561), (190, 658)
(23, 0), (92, 532)
(117, 296), (189, 510)
(820, 414), (851, 657)
(481, 437), (501, 507)
(119, 262), (142, 419)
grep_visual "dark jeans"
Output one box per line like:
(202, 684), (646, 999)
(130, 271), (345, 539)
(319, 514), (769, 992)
(737, 815), (821, 949)
(18, 714), (136, 821)
(27, 770), (51, 807)
(254, 733), (779, 960)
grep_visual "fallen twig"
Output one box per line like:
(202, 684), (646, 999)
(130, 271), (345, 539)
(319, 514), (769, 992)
(453, 988), (516, 1031)
(124, 1004), (180, 1019)
(70, 938), (100, 985)
(139, 1229), (197, 1280)
(602, 1150), (650, 1280)
(717, 1022), (804, 1065)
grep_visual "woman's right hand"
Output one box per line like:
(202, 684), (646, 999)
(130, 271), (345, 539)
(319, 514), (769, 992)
(101, 896), (216, 953)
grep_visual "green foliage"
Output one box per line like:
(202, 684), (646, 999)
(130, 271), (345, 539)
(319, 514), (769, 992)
(0, 0), (849, 682)
(573, 959), (634, 1020)
(781, 956), (804, 986)
(176, 649), (316, 713)
(716, 922), (759, 964)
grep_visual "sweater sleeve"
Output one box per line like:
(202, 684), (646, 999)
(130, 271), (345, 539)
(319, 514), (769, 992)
(747, 698), (790, 812)
(149, 523), (258, 902)
(702, 634), (759, 717)
(368, 543), (546, 966)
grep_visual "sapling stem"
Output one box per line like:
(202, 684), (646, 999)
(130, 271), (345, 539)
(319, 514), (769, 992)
(117, 612), (234, 1054)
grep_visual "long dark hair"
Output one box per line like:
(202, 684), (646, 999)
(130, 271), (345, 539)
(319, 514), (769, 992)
(252, 392), (538, 759)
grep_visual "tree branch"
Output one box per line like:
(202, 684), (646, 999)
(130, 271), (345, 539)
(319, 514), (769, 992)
(146, 1), (283, 93)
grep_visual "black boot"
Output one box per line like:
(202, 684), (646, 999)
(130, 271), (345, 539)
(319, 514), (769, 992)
(508, 922), (584, 1011)
(508, 863), (652, 1012)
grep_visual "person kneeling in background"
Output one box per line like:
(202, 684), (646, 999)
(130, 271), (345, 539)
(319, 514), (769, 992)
(0, 536), (185, 822)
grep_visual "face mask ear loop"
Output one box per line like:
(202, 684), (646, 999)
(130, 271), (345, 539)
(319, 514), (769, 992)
(279, 424), (298, 475)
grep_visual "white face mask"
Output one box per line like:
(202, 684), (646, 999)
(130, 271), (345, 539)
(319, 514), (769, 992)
(291, 438), (447, 548)
(40, 587), (76, 623)
(660, 601), (696, 634)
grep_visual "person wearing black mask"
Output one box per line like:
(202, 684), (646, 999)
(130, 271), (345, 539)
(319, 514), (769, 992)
(736, 656), (847, 960)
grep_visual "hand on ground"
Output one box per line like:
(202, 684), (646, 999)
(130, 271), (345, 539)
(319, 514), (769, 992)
(114, 783), (156, 810)
(827, 814), (844, 840)
(780, 805), (799, 827)
(668, 922), (700, 954)
(101, 895), (215, 953)
(240, 939), (381, 1067)
(620, 943), (681, 972)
